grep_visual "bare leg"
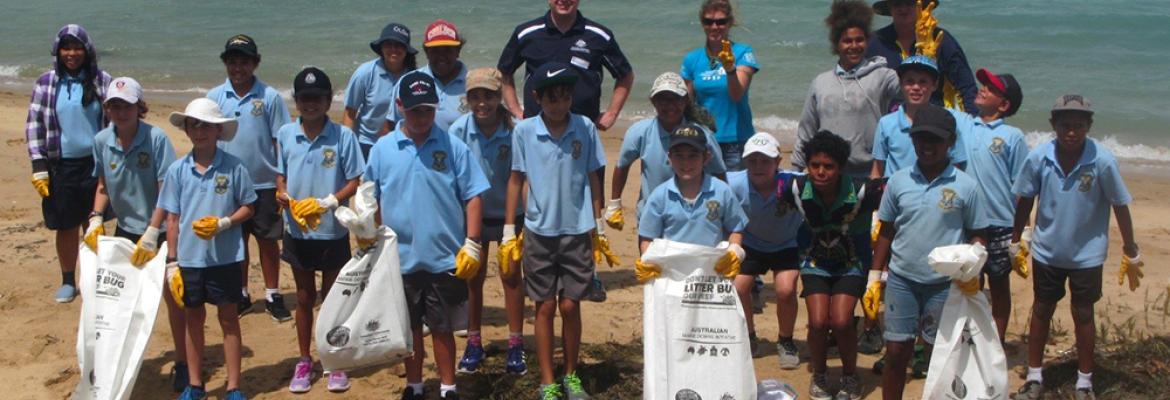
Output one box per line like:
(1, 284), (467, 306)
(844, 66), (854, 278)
(987, 273), (1012, 343)
(466, 245), (488, 333)
(218, 302), (242, 390)
(257, 238), (281, 291)
(774, 269), (800, 339)
(535, 299), (557, 384)
(831, 294), (860, 375)
(501, 264), (525, 336)
(1070, 302), (1096, 375)
(560, 297), (582, 375)
(805, 294), (831, 373)
(1026, 300), (1058, 370)
(185, 305), (207, 387)
(734, 274), (756, 333)
(405, 327), (426, 383)
(292, 269), (317, 358)
(163, 288), (187, 363)
(56, 227), (80, 275)
(882, 340), (913, 399)
(433, 332), (457, 385)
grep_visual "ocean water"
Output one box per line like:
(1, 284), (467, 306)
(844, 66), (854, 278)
(2, 0), (1167, 163)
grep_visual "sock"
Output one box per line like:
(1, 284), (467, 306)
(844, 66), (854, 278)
(440, 383), (457, 396)
(407, 382), (424, 394)
(62, 271), (75, 286)
(467, 331), (482, 347)
(1076, 371), (1092, 390)
(265, 288), (279, 302)
(508, 332), (524, 347)
(241, 288), (249, 298)
(1026, 366), (1043, 383)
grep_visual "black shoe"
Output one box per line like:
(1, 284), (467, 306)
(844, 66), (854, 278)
(401, 386), (424, 400)
(266, 293), (292, 322)
(170, 362), (189, 393)
(237, 294), (253, 318)
(441, 391), (460, 400)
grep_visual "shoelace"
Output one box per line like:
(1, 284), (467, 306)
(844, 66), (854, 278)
(780, 341), (798, 354)
(295, 361), (312, 379)
(563, 374), (585, 394)
(542, 384), (562, 399)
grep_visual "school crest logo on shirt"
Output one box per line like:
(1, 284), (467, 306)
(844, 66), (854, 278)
(109, 161), (118, 170)
(497, 145), (510, 162)
(989, 137), (1005, 154)
(214, 175), (229, 195)
(705, 200), (720, 221)
(251, 99), (264, 116)
(136, 152), (151, 169)
(571, 140), (583, 160)
(1079, 172), (1094, 192)
(322, 148), (337, 168)
(938, 188), (957, 210)
(432, 151), (448, 172)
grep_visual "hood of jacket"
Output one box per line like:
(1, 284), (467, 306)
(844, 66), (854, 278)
(52, 24), (100, 78)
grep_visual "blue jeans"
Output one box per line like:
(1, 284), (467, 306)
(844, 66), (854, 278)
(882, 271), (950, 344)
(720, 142), (745, 172)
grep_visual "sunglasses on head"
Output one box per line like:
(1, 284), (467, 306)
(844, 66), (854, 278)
(701, 17), (731, 26)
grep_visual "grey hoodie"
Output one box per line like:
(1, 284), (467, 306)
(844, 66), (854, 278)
(792, 56), (899, 178)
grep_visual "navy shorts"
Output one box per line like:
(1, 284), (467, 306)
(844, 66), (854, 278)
(740, 246), (800, 275)
(243, 189), (283, 241)
(180, 263), (244, 308)
(481, 216), (523, 243)
(1033, 261), (1102, 306)
(282, 237), (350, 272)
(41, 157), (98, 230)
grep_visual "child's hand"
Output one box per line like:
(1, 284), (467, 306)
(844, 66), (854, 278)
(604, 199), (624, 231)
(454, 238), (482, 281)
(1009, 227), (1032, 278)
(275, 191), (291, 209)
(714, 243), (744, 279)
(166, 262), (185, 308)
(635, 259), (662, 284)
(592, 219), (621, 267)
(192, 216), (231, 240)
(497, 228), (522, 276)
(83, 215), (104, 251)
(30, 172), (50, 198)
(130, 226), (161, 267)
(1120, 253), (1144, 291)
(862, 270), (885, 321)
(717, 39), (735, 72)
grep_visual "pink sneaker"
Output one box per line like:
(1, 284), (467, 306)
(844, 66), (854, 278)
(288, 358), (313, 393)
(326, 370), (350, 392)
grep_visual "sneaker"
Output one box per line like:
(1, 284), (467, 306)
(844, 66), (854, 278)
(266, 293), (292, 322)
(326, 370), (350, 392)
(178, 385), (207, 400)
(562, 373), (592, 400)
(540, 384), (562, 400)
(585, 275), (607, 303)
(223, 389), (247, 400)
(506, 344), (528, 374)
(809, 373), (833, 400)
(777, 340), (800, 370)
(1010, 380), (1043, 400)
(237, 294), (253, 317)
(441, 391), (460, 400)
(749, 332), (762, 358)
(170, 362), (189, 393)
(1074, 388), (1096, 400)
(288, 358), (313, 393)
(751, 277), (764, 314)
(457, 342), (486, 373)
(857, 326), (884, 355)
(401, 386), (424, 400)
(54, 284), (77, 303)
(910, 344), (928, 379)
(834, 374), (861, 400)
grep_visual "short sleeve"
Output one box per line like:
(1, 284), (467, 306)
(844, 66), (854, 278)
(496, 27), (524, 75)
(91, 143), (104, 178)
(274, 127), (289, 176)
(154, 130), (178, 182)
(511, 126), (527, 173)
(343, 66), (367, 108)
(340, 128), (365, 180)
(235, 165), (258, 205)
(637, 191), (666, 239)
(158, 163), (182, 214)
(1011, 154), (1040, 198)
(736, 44), (760, 71)
(1008, 131), (1029, 181)
(1100, 158), (1133, 206)
(616, 124), (643, 168)
(587, 122), (606, 172)
(872, 124), (889, 161)
(600, 35), (633, 80)
(703, 129), (727, 174)
(876, 179), (898, 222)
(962, 183), (987, 230)
(363, 145), (381, 185)
(268, 94), (291, 139)
(722, 189), (749, 233)
(679, 51), (696, 81)
(455, 142), (491, 201)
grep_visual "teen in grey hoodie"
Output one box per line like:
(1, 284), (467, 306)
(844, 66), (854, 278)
(792, 1), (899, 179)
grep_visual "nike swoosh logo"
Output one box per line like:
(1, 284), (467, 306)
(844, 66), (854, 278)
(547, 68), (566, 77)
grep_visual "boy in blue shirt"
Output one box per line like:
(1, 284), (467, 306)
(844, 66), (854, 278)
(363, 71), (489, 400)
(275, 67), (364, 394)
(159, 98), (257, 400)
(499, 63), (613, 400)
(964, 68), (1029, 342)
(207, 34), (293, 321)
(871, 104), (986, 400)
(871, 56), (969, 178)
(1010, 95), (1141, 400)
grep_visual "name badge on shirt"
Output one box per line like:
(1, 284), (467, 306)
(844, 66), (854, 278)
(570, 56), (590, 70)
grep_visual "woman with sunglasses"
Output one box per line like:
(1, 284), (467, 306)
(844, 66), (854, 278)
(681, 0), (759, 172)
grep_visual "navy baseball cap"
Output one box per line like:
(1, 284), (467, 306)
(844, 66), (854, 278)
(669, 123), (708, 152)
(294, 67), (332, 98)
(976, 68), (1023, 117)
(530, 62), (579, 91)
(370, 23), (417, 56)
(221, 34), (259, 60)
(896, 55), (940, 80)
(909, 104), (956, 141)
(398, 71), (439, 110)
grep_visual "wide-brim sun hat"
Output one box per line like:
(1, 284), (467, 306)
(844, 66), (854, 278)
(169, 98), (238, 141)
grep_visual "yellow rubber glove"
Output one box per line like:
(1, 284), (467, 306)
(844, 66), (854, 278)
(192, 216), (231, 240)
(129, 226), (161, 267)
(604, 199), (625, 231)
(914, 0), (943, 58)
(635, 259), (662, 284)
(717, 39), (735, 71)
(291, 195), (337, 232)
(166, 262), (184, 308)
(83, 215), (104, 251)
(871, 219), (882, 244)
(956, 277), (981, 296)
(1119, 253), (1144, 291)
(454, 238), (482, 281)
(714, 243), (744, 279)
(592, 219), (621, 267)
(31, 172), (50, 198)
(1009, 227), (1032, 279)
(862, 270), (885, 321)
(497, 226), (522, 277)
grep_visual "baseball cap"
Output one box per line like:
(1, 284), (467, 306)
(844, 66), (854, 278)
(466, 68), (503, 92)
(669, 123), (708, 152)
(169, 98), (238, 141)
(976, 68), (1023, 117)
(398, 71), (440, 110)
(909, 104), (956, 141)
(896, 55), (940, 79)
(1051, 94), (1093, 116)
(220, 34), (259, 59)
(872, 0), (938, 16)
(423, 19), (462, 47)
(650, 72), (688, 98)
(743, 132), (782, 159)
(293, 67), (332, 98)
(370, 23), (417, 55)
(105, 77), (142, 104)
(530, 62), (579, 91)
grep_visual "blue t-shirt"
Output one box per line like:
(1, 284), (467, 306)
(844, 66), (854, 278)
(158, 150), (257, 268)
(964, 118), (1028, 227)
(680, 43), (759, 143)
(386, 64), (467, 132)
(638, 175), (747, 247)
(208, 78), (292, 189)
(92, 121), (177, 234)
(616, 118), (726, 216)
(1012, 139), (1132, 268)
(449, 113), (522, 220)
(872, 106), (970, 177)
(56, 74), (102, 158)
(343, 58), (406, 145)
(511, 113), (607, 236)
(276, 119), (365, 240)
(728, 170), (803, 252)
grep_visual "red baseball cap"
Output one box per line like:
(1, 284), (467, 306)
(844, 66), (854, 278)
(423, 19), (461, 47)
(976, 68), (1023, 117)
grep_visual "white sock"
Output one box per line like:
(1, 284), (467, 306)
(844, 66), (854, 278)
(241, 288), (249, 297)
(265, 288), (279, 302)
(1076, 371), (1093, 390)
(1026, 366), (1043, 383)
(407, 382), (424, 394)
(440, 383), (457, 396)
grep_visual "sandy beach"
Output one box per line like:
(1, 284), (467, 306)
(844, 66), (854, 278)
(1, 90), (1168, 399)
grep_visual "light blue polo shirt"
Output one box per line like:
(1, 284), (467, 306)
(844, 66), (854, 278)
(343, 58), (405, 145)
(878, 164), (986, 284)
(728, 170), (803, 252)
(1012, 139), (1131, 268)
(277, 118), (365, 240)
(92, 121), (177, 234)
(449, 113), (522, 220)
(511, 113), (607, 236)
(56, 74), (102, 158)
(638, 175), (748, 247)
(616, 118), (727, 216)
(363, 125), (490, 274)
(386, 63), (467, 131)
(158, 150), (257, 268)
(680, 43), (760, 143)
(208, 78), (291, 189)
(964, 118), (1029, 227)
(872, 106), (970, 177)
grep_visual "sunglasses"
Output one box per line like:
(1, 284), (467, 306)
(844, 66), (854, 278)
(701, 17), (731, 26)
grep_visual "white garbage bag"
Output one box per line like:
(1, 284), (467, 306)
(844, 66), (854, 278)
(315, 182), (412, 371)
(923, 243), (1007, 400)
(642, 239), (756, 400)
(74, 237), (167, 400)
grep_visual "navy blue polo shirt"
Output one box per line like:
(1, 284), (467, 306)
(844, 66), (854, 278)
(497, 11), (633, 121)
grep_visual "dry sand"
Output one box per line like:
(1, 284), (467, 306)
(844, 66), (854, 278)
(1, 90), (1168, 399)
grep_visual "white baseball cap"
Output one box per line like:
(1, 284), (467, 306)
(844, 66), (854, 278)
(743, 132), (781, 159)
(169, 98), (238, 141)
(650, 72), (688, 98)
(104, 77), (142, 104)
